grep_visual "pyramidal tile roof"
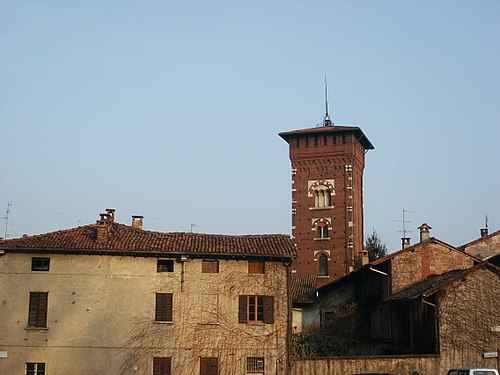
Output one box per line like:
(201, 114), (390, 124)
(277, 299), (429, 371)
(0, 220), (296, 259)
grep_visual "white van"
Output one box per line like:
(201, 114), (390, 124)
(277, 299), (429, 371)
(447, 369), (499, 375)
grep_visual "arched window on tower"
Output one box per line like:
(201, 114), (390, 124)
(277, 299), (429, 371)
(319, 254), (329, 276)
(316, 223), (329, 239)
(314, 187), (332, 208)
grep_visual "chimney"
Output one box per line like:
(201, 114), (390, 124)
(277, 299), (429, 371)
(417, 223), (432, 243)
(401, 237), (411, 249)
(132, 215), (144, 230)
(96, 213), (111, 242)
(361, 249), (369, 265)
(106, 208), (115, 223)
(480, 228), (488, 238)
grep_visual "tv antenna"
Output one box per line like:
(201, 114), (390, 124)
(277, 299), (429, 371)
(190, 223), (198, 233)
(485, 215), (488, 229)
(395, 208), (414, 239)
(2, 202), (16, 239)
(323, 74), (333, 127)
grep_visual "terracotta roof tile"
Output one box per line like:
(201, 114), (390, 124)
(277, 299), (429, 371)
(291, 274), (317, 304)
(0, 222), (296, 259)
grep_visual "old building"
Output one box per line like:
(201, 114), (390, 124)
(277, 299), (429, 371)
(0, 209), (296, 375)
(300, 225), (481, 345)
(279, 122), (373, 286)
(459, 227), (500, 260)
(291, 262), (500, 374)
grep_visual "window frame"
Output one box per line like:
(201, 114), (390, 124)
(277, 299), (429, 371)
(238, 295), (274, 324)
(318, 254), (329, 276)
(157, 259), (174, 273)
(28, 292), (48, 328)
(246, 357), (265, 373)
(26, 362), (45, 375)
(31, 257), (50, 272)
(155, 293), (173, 322)
(202, 259), (219, 273)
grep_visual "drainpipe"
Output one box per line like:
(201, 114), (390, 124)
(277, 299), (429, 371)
(179, 255), (189, 292)
(422, 295), (439, 354)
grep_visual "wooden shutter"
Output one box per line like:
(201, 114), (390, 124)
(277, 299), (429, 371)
(263, 295), (274, 324)
(155, 293), (173, 322)
(248, 261), (265, 274)
(200, 357), (218, 375)
(28, 292), (48, 327)
(153, 357), (171, 375)
(238, 295), (247, 323)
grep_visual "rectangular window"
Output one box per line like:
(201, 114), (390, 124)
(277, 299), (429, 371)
(155, 293), (173, 322)
(202, 260), (219, 273)
(200, 357), (218, 375)
(248, 261), (265, 274)
(157, 259), (174, 272)
(31, 258), (50, 271)
(247, 357), (265, 373)
(28, 292), (48, 328)
(153, 357), (171, 375)
(26, 363), (45, 375)
(239, 295), (274, 324)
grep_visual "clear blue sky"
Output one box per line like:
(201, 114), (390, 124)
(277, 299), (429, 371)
(1, 1), (499, 252)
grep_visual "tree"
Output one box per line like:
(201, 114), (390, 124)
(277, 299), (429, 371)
(364, 229), (387, 262)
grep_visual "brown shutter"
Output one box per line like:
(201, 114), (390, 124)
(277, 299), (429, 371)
(263, 295), (274, 324)
(238, 295), (247, 323)
(28, 292), (48, 327)
(200, 357), (218, 375)
(155, 293), (173, 322)
(153, 357), (171, 375)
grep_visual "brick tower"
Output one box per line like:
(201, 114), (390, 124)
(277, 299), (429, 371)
(279, 117), (373, 286)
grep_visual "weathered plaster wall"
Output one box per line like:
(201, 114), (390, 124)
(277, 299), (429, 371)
(0, 253), (290, 375)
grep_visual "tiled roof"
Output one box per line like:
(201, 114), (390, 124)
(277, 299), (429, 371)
(278, 125), (374, 150)
(0, 222), (296, 259)
(291, 274), (317, 304)
(458, 229), (500, 250)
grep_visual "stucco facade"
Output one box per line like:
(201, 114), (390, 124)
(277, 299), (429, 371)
(0, 211), (295, 375)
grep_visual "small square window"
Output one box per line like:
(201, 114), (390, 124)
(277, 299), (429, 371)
(26, 362), (45, 375)
(31, 258), (50, 271)
(157, 259), (174, 272)
(247, 357), (265, 372)
(248, 261), (265, 274)
(202, 260), (219, 273)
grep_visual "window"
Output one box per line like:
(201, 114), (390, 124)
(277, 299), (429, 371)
(247, 357), (265, 373)
(31, 258), (50, 271)
(153, 357), (171, 375)
(248, 261), (265, 274)
(314, 188), (331, 208)
(319, 254), (329, 276)
(26, 363), (45, 375)
(202, 260), (219, 273)
(155, 293), (173, 322)
(28, 292), (48, 328)
(157, 259), (174, 272)
(238, 295), (274, 324)
(316, 224), (329, 239)
(200, 357), (218, 375)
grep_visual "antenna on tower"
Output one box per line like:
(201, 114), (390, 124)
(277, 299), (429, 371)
(323, 74), (333, 127)
(2, 202), (15, 239)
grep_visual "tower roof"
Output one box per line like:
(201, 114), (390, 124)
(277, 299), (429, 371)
(279, 125), (374, 150)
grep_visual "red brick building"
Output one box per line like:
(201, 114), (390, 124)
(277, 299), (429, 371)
(279, 124), (373, 286)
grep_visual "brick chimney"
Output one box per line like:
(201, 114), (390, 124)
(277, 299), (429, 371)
(132, 215), (143, 230)
(106, 208), (115, 223)
(96, 213), (111, 242)
(401, 237), (411, 249)
(361, 249), (369, 265)
(417, 223), (432, 243)
(480, 228), (488, 238)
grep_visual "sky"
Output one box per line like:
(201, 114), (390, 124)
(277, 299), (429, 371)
(1, 1), (499, 252)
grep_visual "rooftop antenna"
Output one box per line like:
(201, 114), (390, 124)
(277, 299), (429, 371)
(190, 223), (198, 233)
(2, 202), (14, 239)
(485, 215), (488, 229)
(394, 208), (414, 239)
(323, 74), (333, 127)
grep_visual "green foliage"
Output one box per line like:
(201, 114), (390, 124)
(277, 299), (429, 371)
(365, 229), (387, 262)
(292, 332), (348, 357)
